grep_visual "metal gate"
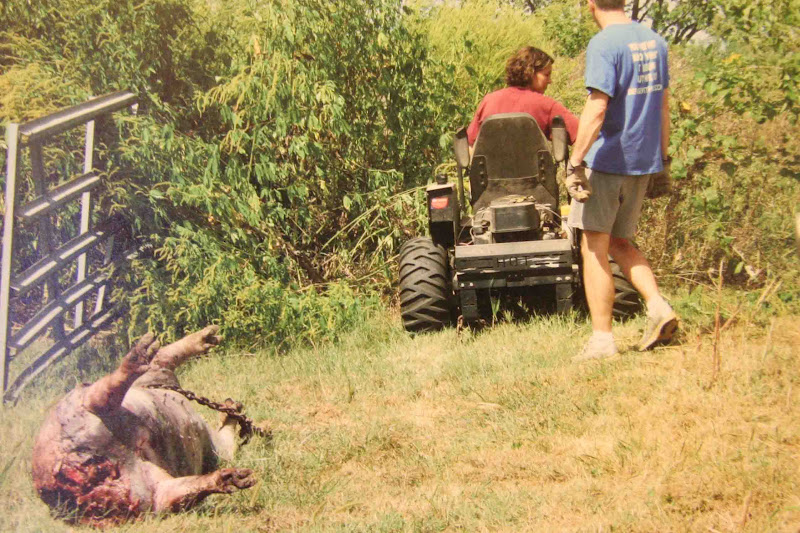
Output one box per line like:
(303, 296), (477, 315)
(1, 91), (138, 403)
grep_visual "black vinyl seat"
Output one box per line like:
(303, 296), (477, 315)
(468, 112), (559, 212)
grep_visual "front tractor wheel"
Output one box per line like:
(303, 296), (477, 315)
(398, 237), (453, 332)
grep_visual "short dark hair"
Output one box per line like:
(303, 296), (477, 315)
(593, 0), (625, 10)
(505, 47), (554, 88)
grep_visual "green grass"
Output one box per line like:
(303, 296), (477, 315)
(1, 286), (799, 532)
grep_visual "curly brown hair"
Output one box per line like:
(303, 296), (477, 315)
(505, 47), (554, 88)
(594, 0), (625, 10)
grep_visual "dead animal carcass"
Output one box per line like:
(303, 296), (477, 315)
(31, 326), (257, 525)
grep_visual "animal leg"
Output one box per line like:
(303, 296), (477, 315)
(212, 399), (241, 462)
(152, 468), (256, 513)
(150, 325), (222, 371)
(83, 334), (160, 414)
(133, 325), (222, 388)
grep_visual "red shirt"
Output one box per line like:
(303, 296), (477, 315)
(466, 87), (579, 146)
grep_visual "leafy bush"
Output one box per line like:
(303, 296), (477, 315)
(107, 0), (444, 344)
(1, 0), (798, 351)
(0, 0), (224, 122)
(637, 35), (799, 295)
(408, 0), (551, 121)
(696, 0), (799, 123)
(542, 0), (596, 58)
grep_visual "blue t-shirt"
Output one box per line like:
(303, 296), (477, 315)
(584, 23), (669, 175)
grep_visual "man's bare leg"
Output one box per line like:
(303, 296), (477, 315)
(581, 230), (614, 333)
(573, 230), (619, 361)
(608, 236), (678, 350)
(608, 237), (660, 303)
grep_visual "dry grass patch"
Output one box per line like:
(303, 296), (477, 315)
(1, 292), (799, 532)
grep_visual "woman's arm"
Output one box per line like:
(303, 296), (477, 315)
(550, 100), (580, 145)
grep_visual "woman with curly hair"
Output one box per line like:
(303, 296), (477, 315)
(467, 46), (578, 146)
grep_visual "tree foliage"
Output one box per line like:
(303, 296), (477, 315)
(0, 0), (225, 122)
(628, 0), (716, 43)
(542, 1), (597, 58)
(1, 0), (797, 347)
(113, 0), (445, 343)
(634, 0), (799, 294)
(449, 0), (726, 45)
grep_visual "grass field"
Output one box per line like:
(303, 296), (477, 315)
(1, 285), (798, 532)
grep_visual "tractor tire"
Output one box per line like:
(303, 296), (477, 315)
(611, 261), (642, 319)
(398, 237), (453, 332)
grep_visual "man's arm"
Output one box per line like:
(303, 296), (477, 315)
(568, 90), (609, 167)
(661, 88), (670, 157)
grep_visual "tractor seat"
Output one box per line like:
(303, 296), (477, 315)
(469, 112), (559, 212)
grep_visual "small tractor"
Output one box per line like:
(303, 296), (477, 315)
(398, 113), (641, 332)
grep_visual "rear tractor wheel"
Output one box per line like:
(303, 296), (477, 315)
(398, 237), (453, 332)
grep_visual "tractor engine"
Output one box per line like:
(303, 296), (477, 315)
(471, 195), (558, 245)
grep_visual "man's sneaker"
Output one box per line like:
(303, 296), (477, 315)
(638, 307), (678, 351)
(572, 335), (619, 362)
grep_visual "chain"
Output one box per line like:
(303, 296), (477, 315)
(149, 384), (269, 445)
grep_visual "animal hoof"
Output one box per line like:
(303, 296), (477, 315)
(219, 468), (256, 492)
(198, 325), (222, 353)
(124, 333), (160, 374)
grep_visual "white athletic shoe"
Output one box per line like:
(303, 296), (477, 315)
(572, 334), (619, 362)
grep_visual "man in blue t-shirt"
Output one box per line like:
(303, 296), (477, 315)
(566, 0), (678, 361)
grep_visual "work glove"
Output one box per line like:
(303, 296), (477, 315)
(565, 160), (592, 203)
(647, 156), (672, 199)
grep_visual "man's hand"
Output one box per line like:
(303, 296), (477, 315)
(566, 160), (592, 203)
(647, 156), (672, 198)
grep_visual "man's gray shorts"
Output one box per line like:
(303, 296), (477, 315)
(567, 169), (652, 240)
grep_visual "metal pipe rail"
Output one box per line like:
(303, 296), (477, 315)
(19, 91), (137, 143)
(1, 91), (137, 403)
